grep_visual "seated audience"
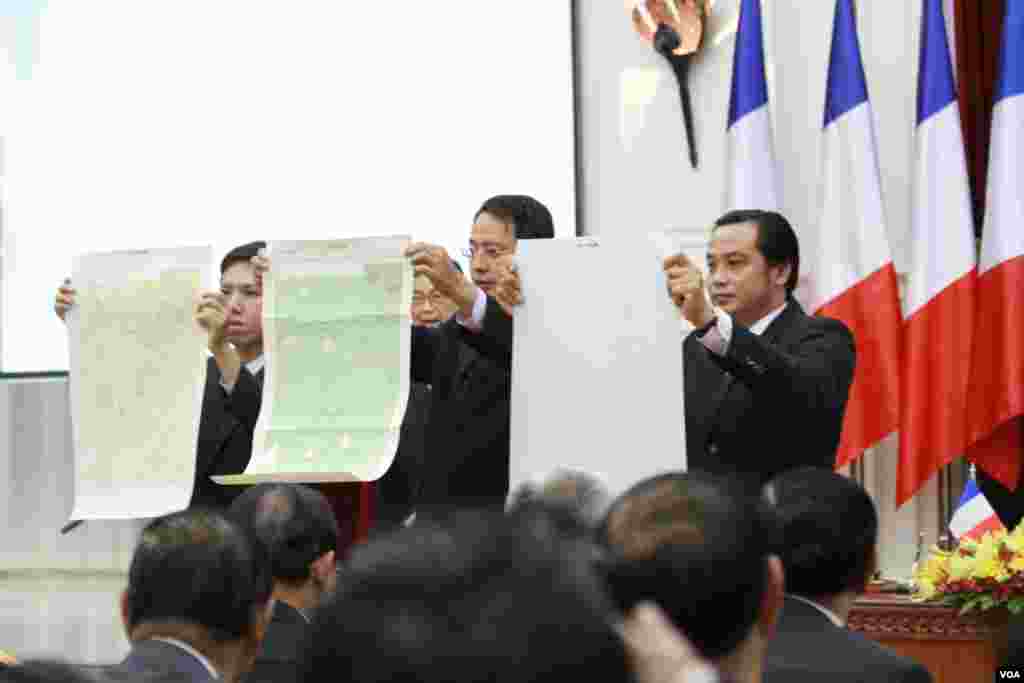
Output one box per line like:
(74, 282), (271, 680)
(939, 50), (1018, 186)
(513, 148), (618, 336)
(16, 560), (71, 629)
(228, 484), (339, 683)
(507, 469), (611, 547)
(0, 661), (95, 683)
(301, 511), (717, 683)
(108, 509), (273, 683)
(762, 468), (932, 683)
(600, 471), (784, 683)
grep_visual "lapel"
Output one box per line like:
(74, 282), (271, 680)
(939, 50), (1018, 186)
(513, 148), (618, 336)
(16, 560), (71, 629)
(701, 300), (803, 428)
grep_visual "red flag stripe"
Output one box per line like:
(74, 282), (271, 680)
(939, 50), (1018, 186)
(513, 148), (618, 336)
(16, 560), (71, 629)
(961, 514), (1007, 541)
(816, 264), (901, 468)
(897, 271), (975, 506)
(966, 256), (1024, 489)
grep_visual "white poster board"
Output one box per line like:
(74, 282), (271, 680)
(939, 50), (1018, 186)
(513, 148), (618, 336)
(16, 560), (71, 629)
(510, 235), (687, 500)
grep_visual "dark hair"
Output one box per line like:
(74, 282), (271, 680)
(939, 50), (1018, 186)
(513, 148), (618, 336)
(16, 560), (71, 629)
(599, 471), (775, 660)
(227, 483), (339, 585)
(714, 210), (799, 294)
(474, 195), (554, 240)
(124, 508), (273, 643)
(302, 513), (629, 683)
(764, 467), (878, 598)
(220, 241), (267, 275)
(451, 259), (463, 274)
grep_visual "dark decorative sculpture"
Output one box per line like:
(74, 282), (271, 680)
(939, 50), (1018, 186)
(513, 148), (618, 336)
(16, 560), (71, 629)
(630, 0), (710, 168)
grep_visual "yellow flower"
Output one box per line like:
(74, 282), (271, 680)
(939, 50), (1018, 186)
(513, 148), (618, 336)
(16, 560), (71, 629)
(914, 576), (939, 601)
(972, 534), (1009, 581)
(949, 551), (976, 581)
(913, 549), (951, 596)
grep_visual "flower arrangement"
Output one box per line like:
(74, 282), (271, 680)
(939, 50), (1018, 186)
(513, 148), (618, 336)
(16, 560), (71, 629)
(912, 524), (1024, 615)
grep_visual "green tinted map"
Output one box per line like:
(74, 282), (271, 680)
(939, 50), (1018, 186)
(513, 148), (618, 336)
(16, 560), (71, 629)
(217, 237), (412, 484)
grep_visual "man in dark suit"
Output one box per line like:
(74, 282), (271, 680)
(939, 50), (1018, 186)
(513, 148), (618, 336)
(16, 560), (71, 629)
(374, 270), (461, 531)
(663, 210), (856, 491)
(108, 509), (273, 683)
(404, 195), (554, 517)
(228, 483), (339, 683)
(192, 241), (268, 508)
(763, 467), (932, 683)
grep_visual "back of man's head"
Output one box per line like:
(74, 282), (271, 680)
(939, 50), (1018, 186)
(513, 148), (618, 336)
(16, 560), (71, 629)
(475, 195), (554, 240)
(227, 483), (339, 587)
(123, 508), (272, 643)
(600, 471), (781, 662)
(302, 512), (630, 683)
(765, 467), (878, 598)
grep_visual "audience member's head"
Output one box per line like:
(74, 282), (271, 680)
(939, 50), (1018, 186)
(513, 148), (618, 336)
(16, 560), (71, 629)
(227, 483), (340, 610)
(600, 471), (784, 683)
(469, 195), (553, 297)
(121, 509), (273, 680)
(302, 512), (630, 683)
(764, 467), (878, 601)
(508, 469), (611, 542)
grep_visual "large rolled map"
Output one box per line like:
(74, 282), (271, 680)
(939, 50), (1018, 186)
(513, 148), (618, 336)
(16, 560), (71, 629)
(215, 237), (412, 485)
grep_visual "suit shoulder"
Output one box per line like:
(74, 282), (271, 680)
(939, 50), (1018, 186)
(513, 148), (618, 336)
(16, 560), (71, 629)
(808, 313), (853, 337)
(791, 312), (855, 351)
(841, 629), (932, 679)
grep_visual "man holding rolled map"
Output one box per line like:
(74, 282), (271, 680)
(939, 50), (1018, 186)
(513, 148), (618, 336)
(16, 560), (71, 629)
(55, 242), (268, 508)
(405, 195), (554, 518)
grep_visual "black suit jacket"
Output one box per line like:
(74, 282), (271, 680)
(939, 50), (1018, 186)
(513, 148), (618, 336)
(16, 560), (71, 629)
(108, 639), (218, 683)
(764, 596), (932, 683)
(243, 601), (308, 683)
(374, 381), (432, 532)
(193, 357), (263, 509)
(684, 301), (855, 491)
(411, 296), (514, 514)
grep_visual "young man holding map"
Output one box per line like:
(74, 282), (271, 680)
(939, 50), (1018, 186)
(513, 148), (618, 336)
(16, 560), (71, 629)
(56, 242), (268, 508)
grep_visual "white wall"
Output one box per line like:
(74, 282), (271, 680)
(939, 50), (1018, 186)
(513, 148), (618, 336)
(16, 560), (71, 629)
(577, 0), (926, 272)
(575, 0), (946, 576)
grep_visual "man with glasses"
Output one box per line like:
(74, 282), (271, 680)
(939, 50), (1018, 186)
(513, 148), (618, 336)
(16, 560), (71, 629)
(405, 195), (554, 518)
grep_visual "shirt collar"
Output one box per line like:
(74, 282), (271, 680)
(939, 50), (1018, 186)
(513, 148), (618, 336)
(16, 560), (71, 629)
(246, 354), (265, 376)
(788, 594), (844, 627)
(748, 302), (788, 336)
(150, 637), (220, 679)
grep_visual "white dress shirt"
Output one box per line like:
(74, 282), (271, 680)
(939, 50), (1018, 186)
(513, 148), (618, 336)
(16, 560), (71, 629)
(219, 354), (265, 394)
(697, 302), (788, 356)
(151, 637), (220, 678)
(787, 593), (845, 627)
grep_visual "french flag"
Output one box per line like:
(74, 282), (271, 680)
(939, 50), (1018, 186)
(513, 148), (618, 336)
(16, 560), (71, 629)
(897, 0), (976, 506)
(809, 0), (901, 469)
(949, 468), (1006, 541)
(724, 0), (779, 212)
(965, 0), (1024, 493)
